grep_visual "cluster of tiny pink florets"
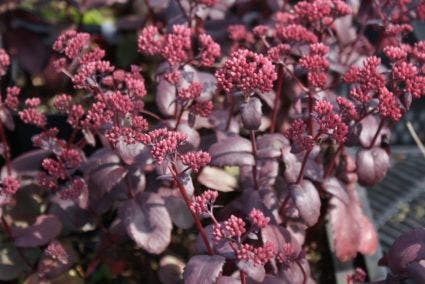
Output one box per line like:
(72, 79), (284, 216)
(190, 190), (218, 215)
(314, 100), (348, 143)
(45, 242), (69, 264)
(138, 25), (220, 67)
(18, 98), (46, 128)
(215, 49), (277, 95)
(139, 128), (188, 163)
(1, 176), (20, 195)
(0, 48), (10, 76)
(180, 151), (211, 173)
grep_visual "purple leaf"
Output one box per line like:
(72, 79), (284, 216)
(0, 107), (14, 131)
(240, 97), (262, 130)
(119, 192), (172, 254)
(0, 243), (35, 280)
(261, 224), (299, 254)
(356, 147), (390, 187)
(83, 149), (128, 197)
(386, 229), (425, 274)
(282, 151), (301, 184)
(196, 224), (234, 258)
(164, 196), (194, 229)
(236, 259), (265, 282)
(279, 258), (313, 284)
(290, 180), (321, 227)
(9, 150), (49, 178)
(209, 136), (254, 167)
(49, 193), (92, 231)
(405, 261), (425, 283)
(115, 140), (149, 166)
(216, 276), (240, 284)
(12, 215), (62, 247)
(183, 255), (226, 284)
(4, 28), (48, 75)
(256, 134), (290, 159)
(358, 116), (390, 148)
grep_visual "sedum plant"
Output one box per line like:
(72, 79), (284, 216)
(0, 0), (424, 283)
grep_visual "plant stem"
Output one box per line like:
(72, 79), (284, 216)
(170, 166), (214, 255)
(240, 270), (246, 284)
(296, 149), (312, 184)
(295, 260), (307, 284)
(367, 119), (385, 149)
(323, 145), (343, 178)
(250, 130), (259, 190)
(308, 92), (314, 136)
(225, 95), (234, 132)
(270, 65), (284, 133)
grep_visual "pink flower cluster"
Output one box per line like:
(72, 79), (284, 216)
(314, 100), (348, 143)
(45, 242), (69, 264)
(276, 243), (298, 267)
(235, 241), (275, 266)
(53, 30), (90, 59)
(140, 128), (188, 163)
(1, 176), (20, 195)
(286, 120), (314, 151)
(190, 190), (218, 215)
(222, 215), (246, 238)
(18, 98), (46, 128)
(180, 151), (211, 172)
(199, 34), (221, 66)
(138, 25), (220, 67)
(59, 177), (87, 200)
(248, 208), (270, 228)
(4, 86), (20, 110)
(276, 24), (318, 44)
(294, 0), (351, 24)
(216, 49), (277, 95)
(177, 82), (203, 100)
(0, 48), (10, 76)
(299, 43), (330, 88)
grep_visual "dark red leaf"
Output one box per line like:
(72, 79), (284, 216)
(12, 215), (62, 247)
(256, 134), (290, 159)
(240, 97), (262, 130)
(386, 229), (425, 274)
(209, 136), (254, 166)
(290, 181), (321, 227)
(119, 192), (172, 254)
(356, 147), (390, 187)
(236, 259), (265, 282)
(183, 255), (226, 284)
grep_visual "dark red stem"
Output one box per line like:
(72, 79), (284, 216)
(171, 166), (214, 255)
(296, 149), (312, 184)
(367, 119), (385, 149)
(308, 92), (314, 136)
(250, 130), (259, 190)
(240, 270), (246, 284)
(295, 260), (307, 284)
(225, 95), (234, 132)
(323, 145), (343, 178)
(270, 65), (284, 133)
